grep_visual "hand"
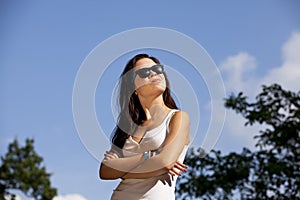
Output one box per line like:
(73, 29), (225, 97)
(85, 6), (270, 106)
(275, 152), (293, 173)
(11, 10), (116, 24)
(168, 161), (188, 176)
(104, 151), (119, 161)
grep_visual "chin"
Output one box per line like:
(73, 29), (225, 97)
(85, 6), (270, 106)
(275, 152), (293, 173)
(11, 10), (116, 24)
(138, 87), (165, 97)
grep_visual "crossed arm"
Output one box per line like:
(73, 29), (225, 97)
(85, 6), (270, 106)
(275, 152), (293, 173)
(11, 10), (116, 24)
(99, 111), (190, 180)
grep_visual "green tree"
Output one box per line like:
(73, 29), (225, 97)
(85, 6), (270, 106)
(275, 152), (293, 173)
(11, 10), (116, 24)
(176, 84), (300, 199)
(0, 138), (57, 200)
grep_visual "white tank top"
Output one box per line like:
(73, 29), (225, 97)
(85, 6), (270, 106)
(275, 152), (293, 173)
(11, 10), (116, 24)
(110, 109), (189, 200)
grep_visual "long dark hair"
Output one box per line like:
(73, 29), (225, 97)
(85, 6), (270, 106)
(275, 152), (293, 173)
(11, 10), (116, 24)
(111, 53), (178, 149)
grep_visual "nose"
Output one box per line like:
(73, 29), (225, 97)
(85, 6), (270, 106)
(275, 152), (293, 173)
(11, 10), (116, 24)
(149, 70), (157, 78)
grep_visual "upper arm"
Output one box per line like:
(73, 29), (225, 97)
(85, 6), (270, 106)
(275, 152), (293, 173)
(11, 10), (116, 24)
(158, 110), (190, 167)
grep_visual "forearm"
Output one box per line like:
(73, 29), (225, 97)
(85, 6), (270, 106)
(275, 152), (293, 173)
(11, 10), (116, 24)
(122, 165), (168, 179)
(100, 153), (144, 180)
(101, 147), (185, 180)
(100, 150), (173, 179)
(125, 153), (177, 175)
(102, 153), (143, 170)
(122, 155), (189, 179)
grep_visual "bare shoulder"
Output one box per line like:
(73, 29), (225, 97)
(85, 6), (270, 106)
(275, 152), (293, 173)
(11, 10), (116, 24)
(168, 110), (190, 134)
(168, 110), (190, 144)
(170, 110), (190, 125)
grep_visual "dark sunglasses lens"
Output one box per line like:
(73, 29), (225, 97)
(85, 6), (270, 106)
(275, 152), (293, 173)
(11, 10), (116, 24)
(136, 69), (150, 78)
(152, 65), (164, 74)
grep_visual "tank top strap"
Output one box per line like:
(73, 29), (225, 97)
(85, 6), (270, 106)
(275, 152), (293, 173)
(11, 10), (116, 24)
(166, 109), (179, 133)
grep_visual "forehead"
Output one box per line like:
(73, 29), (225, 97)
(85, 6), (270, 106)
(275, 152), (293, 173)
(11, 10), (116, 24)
(135, 58), (156, 70)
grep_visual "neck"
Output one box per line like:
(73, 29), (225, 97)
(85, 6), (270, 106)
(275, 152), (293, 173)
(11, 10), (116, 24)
(139, 94), (167, 111)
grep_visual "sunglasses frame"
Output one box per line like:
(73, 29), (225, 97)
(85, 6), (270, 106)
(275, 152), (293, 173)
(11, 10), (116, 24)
(132, 64), (165, 82)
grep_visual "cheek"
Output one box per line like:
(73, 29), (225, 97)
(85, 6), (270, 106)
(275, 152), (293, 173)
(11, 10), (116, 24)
(134, 78), (145, 90)
(161, 75), (167, 86)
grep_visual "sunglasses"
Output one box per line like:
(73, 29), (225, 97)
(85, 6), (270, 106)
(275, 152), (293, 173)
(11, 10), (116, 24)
(133, 64), (165, 80)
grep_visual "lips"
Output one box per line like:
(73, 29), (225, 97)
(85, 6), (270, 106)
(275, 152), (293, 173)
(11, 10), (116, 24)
(150, 78), (161, 83)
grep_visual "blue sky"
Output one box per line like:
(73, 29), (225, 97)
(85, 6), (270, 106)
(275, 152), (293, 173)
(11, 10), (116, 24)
(1, 1), (300, 200)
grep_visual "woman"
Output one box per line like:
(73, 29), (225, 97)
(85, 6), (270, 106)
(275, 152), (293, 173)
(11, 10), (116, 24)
(99, 53), (190, 200)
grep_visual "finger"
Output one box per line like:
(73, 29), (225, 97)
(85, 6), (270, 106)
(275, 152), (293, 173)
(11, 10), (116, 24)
(173, 163), (188, 172)
(105, 151), (119, 158)
(168, 170), (177, 176)
(104, 152), (119, 160)
(174, 166), (187, 173)
(104, 154), (115, 160)
(175, 162), (188, 171)
(111, 153), (119, 159)
(175, 161), (188, 168)
(169, 168), (182, 176)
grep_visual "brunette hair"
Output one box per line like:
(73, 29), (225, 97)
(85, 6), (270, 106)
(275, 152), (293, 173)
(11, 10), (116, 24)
(111, 53), (178, 149)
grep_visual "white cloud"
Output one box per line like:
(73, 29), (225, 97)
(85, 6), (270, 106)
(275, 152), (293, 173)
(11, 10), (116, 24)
(220, 52), (257, 94)
(220, 31), (300, 95)
(53, 194), (87, 200)
(262, 32), (300, 92)
(282, 32), (300, 64)
(217, 31), (300, 152)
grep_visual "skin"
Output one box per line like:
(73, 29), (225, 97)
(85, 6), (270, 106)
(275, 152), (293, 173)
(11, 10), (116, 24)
(99, 58), (190, 180)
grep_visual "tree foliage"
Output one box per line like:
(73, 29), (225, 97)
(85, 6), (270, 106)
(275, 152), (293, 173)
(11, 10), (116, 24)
(176, 84), (300, 199)
(0, 138), (57, 200)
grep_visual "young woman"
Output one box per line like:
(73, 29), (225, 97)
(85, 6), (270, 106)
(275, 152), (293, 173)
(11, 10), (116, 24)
(99, 53), (190, 200)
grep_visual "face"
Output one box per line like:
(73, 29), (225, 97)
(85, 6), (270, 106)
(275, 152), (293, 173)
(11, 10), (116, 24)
(133, 58), (166, 96)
